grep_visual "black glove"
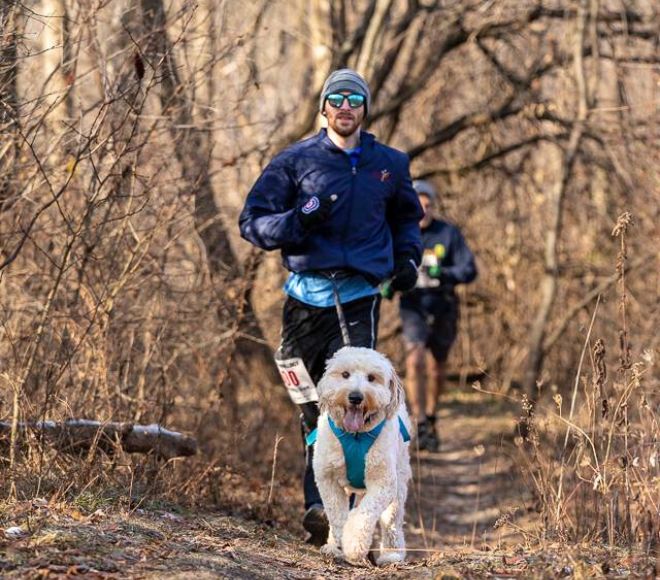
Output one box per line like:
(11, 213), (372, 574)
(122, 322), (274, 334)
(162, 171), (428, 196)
(390, 257), (418, 293)
(297, 195), (333, 230)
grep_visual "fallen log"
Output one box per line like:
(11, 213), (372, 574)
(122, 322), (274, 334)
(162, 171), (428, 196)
(0, 420), (197, 460)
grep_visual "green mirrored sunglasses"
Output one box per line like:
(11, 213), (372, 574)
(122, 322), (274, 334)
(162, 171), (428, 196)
(325, 93), (366, 109)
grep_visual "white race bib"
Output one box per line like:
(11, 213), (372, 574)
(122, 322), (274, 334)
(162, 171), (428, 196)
(417, 244), (444, 289)
(275, 357), (319, 404)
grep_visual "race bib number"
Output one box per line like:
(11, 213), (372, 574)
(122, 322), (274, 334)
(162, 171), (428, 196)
(274, 357), (319, 404)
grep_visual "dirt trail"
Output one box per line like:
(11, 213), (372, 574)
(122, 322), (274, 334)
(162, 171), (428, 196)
(0, 392), (533, 578)
(2, 392), (651, 578)
(406, 391), (529, 553)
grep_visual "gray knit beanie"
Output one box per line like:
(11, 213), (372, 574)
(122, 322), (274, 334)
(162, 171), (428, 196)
(319, 68), (371, 116)
(413, 180), (437, 199)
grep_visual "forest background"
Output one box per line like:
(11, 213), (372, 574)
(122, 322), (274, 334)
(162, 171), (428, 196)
(0, 0), (658, 573)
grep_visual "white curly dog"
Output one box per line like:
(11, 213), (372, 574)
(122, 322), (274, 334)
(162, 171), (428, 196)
(311, 346), (412, 565)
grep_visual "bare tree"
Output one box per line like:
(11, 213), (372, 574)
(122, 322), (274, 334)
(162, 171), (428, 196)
(1, 1), (656, 521)
(140, 0), (280, 419)
(523, 0), (591, 395)
(0, 2), (20, 210)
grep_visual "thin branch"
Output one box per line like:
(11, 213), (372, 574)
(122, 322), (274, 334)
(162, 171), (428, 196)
(407, 98), (521, 160)
(542, 254), (653, 354)
(417, 134), (559, 178)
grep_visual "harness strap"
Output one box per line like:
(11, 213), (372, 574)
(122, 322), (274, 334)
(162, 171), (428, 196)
(328, 417), (384, 489)
(306, 415), (410, 447)
(398, 416), (411, 442)
(305, 428), (318, 446)
(305, 416), (410, 447)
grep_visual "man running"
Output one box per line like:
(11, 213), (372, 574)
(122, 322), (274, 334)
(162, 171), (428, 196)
(239, 69), (423, 544)
(400, 180), (477, 451)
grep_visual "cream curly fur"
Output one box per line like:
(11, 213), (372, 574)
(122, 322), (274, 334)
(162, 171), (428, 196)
(313, 346), (412, 566)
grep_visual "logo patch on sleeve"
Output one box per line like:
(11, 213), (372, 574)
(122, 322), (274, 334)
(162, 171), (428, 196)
(301, 196), (320, 214)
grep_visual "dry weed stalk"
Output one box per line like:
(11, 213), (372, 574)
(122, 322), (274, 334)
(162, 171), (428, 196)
(516, 212), (658, 552)
(265, 432), (283, 517)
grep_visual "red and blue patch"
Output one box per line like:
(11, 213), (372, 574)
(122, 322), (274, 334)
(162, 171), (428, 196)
(371, 169), (391, 182)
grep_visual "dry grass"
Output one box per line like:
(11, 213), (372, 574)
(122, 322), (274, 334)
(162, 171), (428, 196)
(513, 215), (659, 556)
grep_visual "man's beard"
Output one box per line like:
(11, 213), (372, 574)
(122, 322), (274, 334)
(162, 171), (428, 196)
(330, 115), (360, 137)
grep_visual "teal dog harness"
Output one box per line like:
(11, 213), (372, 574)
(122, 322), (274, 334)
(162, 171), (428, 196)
(306, 416), (411, 489)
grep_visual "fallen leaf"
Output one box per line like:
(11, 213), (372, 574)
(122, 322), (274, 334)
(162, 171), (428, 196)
(4, 526), (28, 540)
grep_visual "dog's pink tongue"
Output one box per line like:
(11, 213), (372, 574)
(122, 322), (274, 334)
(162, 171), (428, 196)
(343, 408), (364, 432)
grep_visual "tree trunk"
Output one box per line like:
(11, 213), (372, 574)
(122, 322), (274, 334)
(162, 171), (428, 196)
(0, 420), (197, 460)
(140, 0), (281, 409)
(523, 0), (589, 395)
(40, 0), (74, 132)
(354, 0), (393, 80)
(0, 2), (20, 211)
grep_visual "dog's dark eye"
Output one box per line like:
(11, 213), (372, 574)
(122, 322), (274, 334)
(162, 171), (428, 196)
(342, 371), (350, 379)
(367, 374), (375, 382)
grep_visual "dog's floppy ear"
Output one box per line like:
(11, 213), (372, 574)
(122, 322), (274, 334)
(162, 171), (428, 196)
(316, 373), (329, 412)
(385, 365), (405, 418)
(315, 356), (336, 412)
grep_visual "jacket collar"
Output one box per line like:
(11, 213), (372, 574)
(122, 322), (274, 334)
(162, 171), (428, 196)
(304, 414), (410, 447)
(316, 128), (376, 155)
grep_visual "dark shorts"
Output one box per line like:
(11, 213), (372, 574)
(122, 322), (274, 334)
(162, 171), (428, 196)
(276, 293), (380, 510)
(400, 292), (458, 362)
(276, 293), (381, 391)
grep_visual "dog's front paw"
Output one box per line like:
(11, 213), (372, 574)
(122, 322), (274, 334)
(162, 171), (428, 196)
(320, 542), (342, 558)
(342, 513), (372, 564)
(341, 538), (370, 564)
(376, 550), (406, 566)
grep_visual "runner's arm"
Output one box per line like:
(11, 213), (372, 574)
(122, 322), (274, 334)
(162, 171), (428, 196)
(239, 158), (307, 250)
(388, 158), (424, 265)
(442, 227), (477, 285)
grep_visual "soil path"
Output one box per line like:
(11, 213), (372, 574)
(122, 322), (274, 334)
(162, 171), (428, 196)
(4, 392), (650, 577)
(406, 391), (529, 553)
(1, 392), (539, 578)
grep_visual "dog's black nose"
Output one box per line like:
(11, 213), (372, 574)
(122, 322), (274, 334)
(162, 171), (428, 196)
(348, 391), (363, 406)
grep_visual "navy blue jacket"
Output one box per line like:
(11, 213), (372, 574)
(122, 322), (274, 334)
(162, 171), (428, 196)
(414, 219), (477, 292)
(239, 129), (423, 284)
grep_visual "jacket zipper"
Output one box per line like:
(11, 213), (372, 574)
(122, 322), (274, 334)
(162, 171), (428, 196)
(342, 158), (358, 265)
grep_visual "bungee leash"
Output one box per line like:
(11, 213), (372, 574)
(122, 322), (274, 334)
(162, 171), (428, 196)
(324, 271), (352, 348)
